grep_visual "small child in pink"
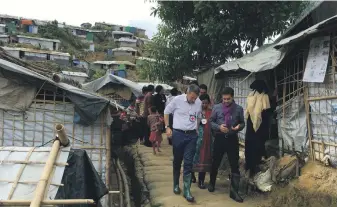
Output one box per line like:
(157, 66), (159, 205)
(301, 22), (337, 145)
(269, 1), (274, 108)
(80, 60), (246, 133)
(147, 106), (163, 154)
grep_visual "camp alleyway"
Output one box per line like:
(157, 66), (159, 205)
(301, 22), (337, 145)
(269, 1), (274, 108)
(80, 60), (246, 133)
(131, 135), (266, 207)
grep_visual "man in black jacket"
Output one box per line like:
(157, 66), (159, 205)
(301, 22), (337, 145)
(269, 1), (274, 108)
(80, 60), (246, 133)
(208, 87), (245, 203)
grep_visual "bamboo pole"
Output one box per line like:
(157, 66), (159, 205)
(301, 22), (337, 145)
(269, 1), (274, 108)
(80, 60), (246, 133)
(106, 125), (111, 188)
(116, 159), (131, 207)
(0, 180), (63, 186)
(304, 85), (315, 161)
(0, 160), (67, 166)
(0, 199), (95, 206)
(29, 124), (69, 207)
(55, 124), (69, 146)
(307, 95), (337, 101)
(7, 148), (35, 199)
(311, 140), (337, 147)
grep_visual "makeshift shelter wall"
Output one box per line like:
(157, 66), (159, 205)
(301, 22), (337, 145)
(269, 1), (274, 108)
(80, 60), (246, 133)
(275, 47), (308, 154)
(305, 33), (337, 166)
(0, 89), (108, 184)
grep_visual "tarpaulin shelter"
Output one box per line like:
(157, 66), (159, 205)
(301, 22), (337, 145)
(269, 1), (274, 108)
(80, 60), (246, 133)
(0, 48), (125, 206)
(197, 1), (337, 158)
(83, 73), (142, 108)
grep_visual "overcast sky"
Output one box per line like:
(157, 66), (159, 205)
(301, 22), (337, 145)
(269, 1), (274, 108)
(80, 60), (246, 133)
(0, 0), (161, 38)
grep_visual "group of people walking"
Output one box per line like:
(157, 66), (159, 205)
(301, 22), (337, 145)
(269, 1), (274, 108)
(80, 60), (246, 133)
(163, 80), (271, 203)
(133, 80), (271, 203)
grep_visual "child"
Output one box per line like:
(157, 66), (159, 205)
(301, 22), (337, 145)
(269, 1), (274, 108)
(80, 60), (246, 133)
(147, 106), (163, 154)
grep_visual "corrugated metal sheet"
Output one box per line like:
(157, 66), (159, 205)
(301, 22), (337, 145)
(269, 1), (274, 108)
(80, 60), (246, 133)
(112, 31), (133, 36)
(20, 19), (33, 25)
(86, 32), (94, 41)
(16, 35), (60, 43)
(2, 46), (70, 56)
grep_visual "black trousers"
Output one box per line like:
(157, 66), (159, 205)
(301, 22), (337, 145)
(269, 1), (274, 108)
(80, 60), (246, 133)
(210, 133), (240, 185)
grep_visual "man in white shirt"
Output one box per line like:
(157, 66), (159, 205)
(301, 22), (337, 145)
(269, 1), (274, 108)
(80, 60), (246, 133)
(164, 84), (202, 203)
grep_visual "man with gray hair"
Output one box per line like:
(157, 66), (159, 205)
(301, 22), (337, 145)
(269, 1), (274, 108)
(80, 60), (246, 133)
(164, 84), (202, 202)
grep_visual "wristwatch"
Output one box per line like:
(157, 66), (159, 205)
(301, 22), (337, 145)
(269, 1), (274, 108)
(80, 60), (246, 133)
(165, 126), (170, 129)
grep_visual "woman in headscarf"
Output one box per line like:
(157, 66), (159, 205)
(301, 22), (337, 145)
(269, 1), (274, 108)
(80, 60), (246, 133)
(192, 94), (213, 189)
(244, 80), (271, 178)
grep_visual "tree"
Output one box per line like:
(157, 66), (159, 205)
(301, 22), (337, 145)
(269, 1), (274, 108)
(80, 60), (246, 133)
(148, 1), (307, 81)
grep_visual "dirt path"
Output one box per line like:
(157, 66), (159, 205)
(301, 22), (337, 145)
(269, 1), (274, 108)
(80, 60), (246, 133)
(137, 136), (268, 207)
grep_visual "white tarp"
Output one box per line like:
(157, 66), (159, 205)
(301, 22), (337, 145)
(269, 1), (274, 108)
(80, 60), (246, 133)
(303, 36), (330, 83)
(0, 77), (36, 111)
(275, 14), (337, 48)
(0, 146), (70, 200)
(309, 84), (337, 166)
(83, 74), (142, 97)
(214, 44), (287, 74)
(0, 102), (107, 183)
(277, 95), (308, 152)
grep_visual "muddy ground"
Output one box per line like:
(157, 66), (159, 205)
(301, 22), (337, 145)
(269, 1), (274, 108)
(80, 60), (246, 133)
(122, 136), (337, 207)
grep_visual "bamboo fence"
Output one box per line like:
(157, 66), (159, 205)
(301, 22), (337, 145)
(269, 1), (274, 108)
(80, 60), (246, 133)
(0, 88), (114, 205)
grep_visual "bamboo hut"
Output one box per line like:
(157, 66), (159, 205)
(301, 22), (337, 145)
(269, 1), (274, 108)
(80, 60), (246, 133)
(197, 1), (337, 167)
(0, 48), (124, 205)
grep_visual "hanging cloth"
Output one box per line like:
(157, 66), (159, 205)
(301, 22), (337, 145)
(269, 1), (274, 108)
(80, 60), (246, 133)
(245, 91), (270, 132)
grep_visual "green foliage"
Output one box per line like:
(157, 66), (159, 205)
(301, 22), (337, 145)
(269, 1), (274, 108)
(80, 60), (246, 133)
(38, 21), (88, 53)
(89, 69), (106, 80)
(149, 1), (306, 81)
(137, 59), (156, 81)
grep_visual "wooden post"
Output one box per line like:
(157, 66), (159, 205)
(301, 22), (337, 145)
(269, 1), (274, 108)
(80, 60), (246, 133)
(105, 112), (112, 206)
(303, 87), (315, 161)
(30, 124), (69, 207)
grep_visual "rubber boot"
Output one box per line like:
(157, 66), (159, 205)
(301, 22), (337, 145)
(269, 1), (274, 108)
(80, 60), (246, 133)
(173, 168), (181, 194)
(230, 173), (244, 203)
(198, 172), (206, 189)
(208, 170), (217, 192)
(191, 172), (196, 183)
(183, 174), (195, 202)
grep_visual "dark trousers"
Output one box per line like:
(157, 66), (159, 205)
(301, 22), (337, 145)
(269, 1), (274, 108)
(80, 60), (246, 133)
(143, 117), (152, 147)
(210, 134), (240, 185)
(198, 172), (206, 181)
(172, 130), (197, 176)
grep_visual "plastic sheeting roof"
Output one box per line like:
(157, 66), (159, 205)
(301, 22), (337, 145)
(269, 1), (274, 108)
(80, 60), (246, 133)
(0, 58), (112, 125)
(115, 38), (137, 43)
(136, 57), (155, 62)
(274, 14), (337, 48)
(83, 73), (143, 97)
(275, 1), (323, 42)
(111, 47), (137, 52)
(17, 35), (61, 43)
(2, 47), (70, 56)
(214, 1), (324, 75)
(137, 82), (173, 90)
(0, 146), (70, 200)
(214, 44), (287, 74)
(61, 71), (88, 77)
(92, 60), (135, 66)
